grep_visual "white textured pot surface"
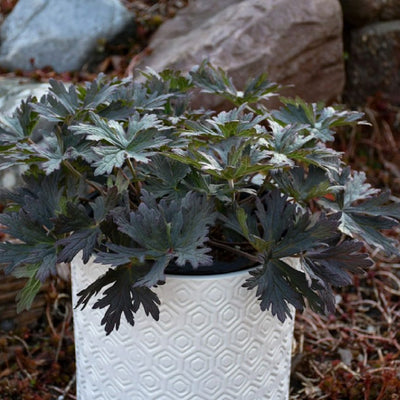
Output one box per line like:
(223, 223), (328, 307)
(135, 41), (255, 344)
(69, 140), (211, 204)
(71, 257), (295, 400)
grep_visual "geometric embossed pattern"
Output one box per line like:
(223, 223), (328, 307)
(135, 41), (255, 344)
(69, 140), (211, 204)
(71, 258), (295, 400)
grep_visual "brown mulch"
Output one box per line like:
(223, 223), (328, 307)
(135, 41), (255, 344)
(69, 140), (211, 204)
(0, 285), (76, 400)
(1, 1), (400, 399)
(291, 253), (400, 399)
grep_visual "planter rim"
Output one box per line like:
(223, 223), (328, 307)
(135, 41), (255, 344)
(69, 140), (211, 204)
(163, 265), (255, 280)
(84, 254), (257, 281)
(80, 255), (297, 281)
(162, 257), (297, 280)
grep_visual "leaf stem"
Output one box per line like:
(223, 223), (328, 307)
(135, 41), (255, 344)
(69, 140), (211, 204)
(116, 167), (140, 206)
(62, 160), (81, 179)
(126, 157), (141, 195)
(62, 160), (105, 195)
(208, 239), (259, 263)
(41, 224), (58, 240)
(55, 125), (65, 153)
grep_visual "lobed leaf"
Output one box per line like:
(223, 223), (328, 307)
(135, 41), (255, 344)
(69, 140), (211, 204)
(304, 240), (373, 287)
(57, 228), (100, 264)
(243, 258), (325, 322)
(113, 191), (217, 269)
(272, 166), (337, 204)
(319, 169), (400, 255)
(273, 97), (364, 142)
(76, 264), (161, 335)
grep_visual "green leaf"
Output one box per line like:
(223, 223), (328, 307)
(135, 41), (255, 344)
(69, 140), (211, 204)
(0, 173), (64, 280)
(48, 79), (79, 114)
(301, 146), (342, 175)
(267, 121), (312, 153)
(183, 106), (267, 140)
(0, 241), (57, 281)
(265, 120), (342, 173)
(342, 170), (380, 207)
(97, 77), (176, 117)
(0, 98), (38, 144)
(190, 60), (238, 101)
(31, 80), (79, 121)
(242, 73), (280, 104)
(130, 83), (175, 112)
(255, 191), (297, 247)
(30, 136), (65, 174)
(71, 112), (170, 175)
(273, 97), (364, 142)
(272, 166), (337, 203)
(250, 191), (340, 258)
(53, 202), (93, 234)
(72, 112), (160, 146)
(13, 263), (42, 313)
(346, 190), (400, 219)
(141, 67), (193, 94)
(191, 136), (273, 181)
(91, 147), (127, 175)
(181, 170), (233, 202)
(95, 244), (147, 267)
(318, 170), (400, 255)
(341, 213), (399, 256)
(243, 258), (325, 322)
(243, 260), (298, 321)
(55, 190), (120, 263)
(0, 211), (54, 245)
(141, 155), (191, 199)
(134, 254), (172, 287)
(190, 60), (279, 106)
(236, 206), (250, 238)
(304, 240), (373, 287)
(16, 276), (41, 313)
(8, 121), (89, 173)
(80, 74), (121, 110)
(1, 172), (62, 229)
(57, 228), (100, 263)
(113, 169), (130, 194)
(113, 191), (217, 269)
(272, 213), (340, 259)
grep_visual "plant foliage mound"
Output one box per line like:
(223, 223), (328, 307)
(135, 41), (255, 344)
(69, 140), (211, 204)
(0, 62), (399, 334)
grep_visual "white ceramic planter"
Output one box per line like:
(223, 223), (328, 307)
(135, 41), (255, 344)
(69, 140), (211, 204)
(71, 257), (295, 400)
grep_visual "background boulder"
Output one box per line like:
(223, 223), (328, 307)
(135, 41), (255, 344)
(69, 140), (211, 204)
(0, 0), (134, 72)
(0, 78), (50, 190)
(341, 0), (400, 105)
(345, 21), (400, 106)
(0, 77), (48, 113)
(137, 0), (345, 107)
(341, 0), (400, 26)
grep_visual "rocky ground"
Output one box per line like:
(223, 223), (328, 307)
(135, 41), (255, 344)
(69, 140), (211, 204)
(0, 1), (400, 399)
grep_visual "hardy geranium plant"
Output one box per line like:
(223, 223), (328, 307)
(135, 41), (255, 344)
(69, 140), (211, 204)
(0, 62), (399, 335)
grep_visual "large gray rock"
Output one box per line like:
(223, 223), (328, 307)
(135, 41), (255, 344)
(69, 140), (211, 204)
(341, 0), (400, 26)
(345, 21), (400, 105)
(137, 0), (345, 107)
(0, 78), (50, 189)
(0, 0), (134, 72)
(0, 78), (49, 114)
